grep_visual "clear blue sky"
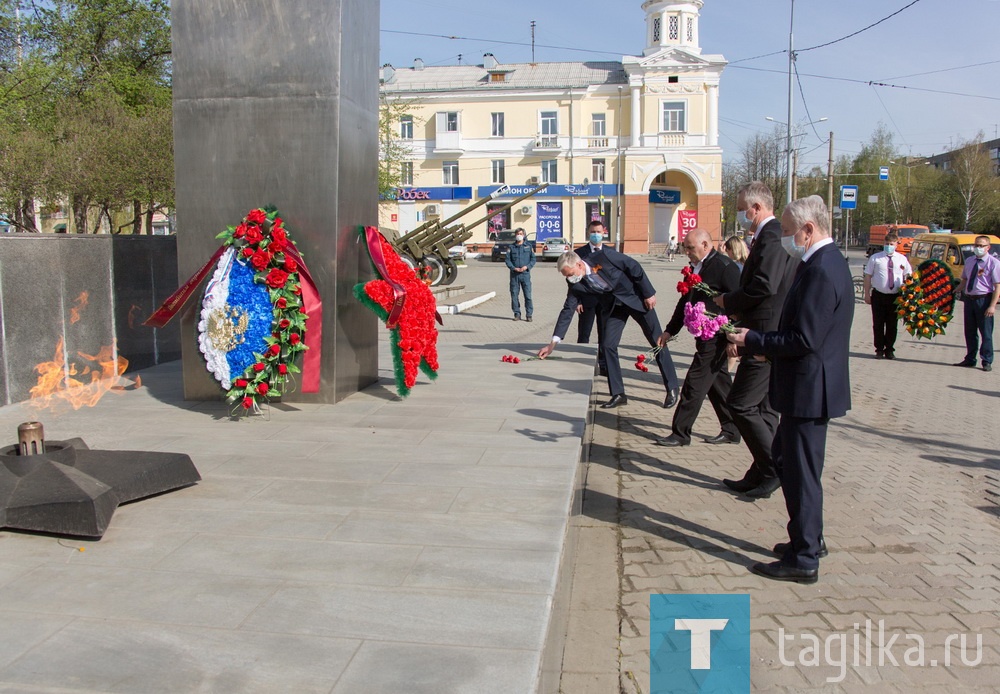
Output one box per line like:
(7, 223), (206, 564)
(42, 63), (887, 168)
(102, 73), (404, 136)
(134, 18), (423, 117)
(379, 0), (1000, 168)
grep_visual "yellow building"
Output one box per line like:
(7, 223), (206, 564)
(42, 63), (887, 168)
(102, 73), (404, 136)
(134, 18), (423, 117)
(379, 0), (725, 254)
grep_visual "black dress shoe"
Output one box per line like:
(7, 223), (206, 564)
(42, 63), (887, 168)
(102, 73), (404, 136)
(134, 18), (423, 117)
(705, 432), (739, 445)
(884, 351), (895, 360)
(600, 394), (627, 408)
(953, 361), (976, 367)
(723, 476), (760, 493)
(773, 538), (828, 559)
(655, 435), (689, 448)
(743, 477), (781, 499)
(662, 388), (679, 409)
(750, 560), (818, 584)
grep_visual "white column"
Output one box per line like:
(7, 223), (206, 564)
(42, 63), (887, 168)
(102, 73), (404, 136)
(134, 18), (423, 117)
(706, 83), (719, 147)
(630, 84), (641, 148)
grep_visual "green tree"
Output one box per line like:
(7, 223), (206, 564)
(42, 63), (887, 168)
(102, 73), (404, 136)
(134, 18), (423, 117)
(946, 133), (1000, 232)
(378, 95), (418, 201)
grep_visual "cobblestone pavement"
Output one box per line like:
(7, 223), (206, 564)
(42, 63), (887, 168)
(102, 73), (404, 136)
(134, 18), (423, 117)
(556, 250), (1000, 693)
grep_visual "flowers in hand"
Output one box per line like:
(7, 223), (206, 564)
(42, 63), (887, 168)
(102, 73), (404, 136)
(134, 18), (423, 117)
(634, 347), (661, 372)
(683, 302), (735, 340)
(677, 266), (719, 296)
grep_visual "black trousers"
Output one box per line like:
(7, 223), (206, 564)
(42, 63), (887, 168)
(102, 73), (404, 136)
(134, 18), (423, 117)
(870, 290), (900, 355)
(578, 299), (607, 370)
(670, 336), (737, 443)
(728, 355), (779, 481)
(773, 415), (829, 571)
(602, 301), (678, 396)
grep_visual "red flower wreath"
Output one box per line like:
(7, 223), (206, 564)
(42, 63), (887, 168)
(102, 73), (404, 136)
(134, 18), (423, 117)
(354, 229), (440, 397)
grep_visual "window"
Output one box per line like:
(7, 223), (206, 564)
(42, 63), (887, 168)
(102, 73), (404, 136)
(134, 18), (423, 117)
(592, 159), (606, 183)
(541, 160), (558, 184)
(540, 111), (558, 136)
(491, 159), (505, 184)
(401, 162), (413, 186)
(668, 15), (679, 40)
(491, 112), (505, 137)
(686, 17), (694, 42)
(591, 114), (606, 137)
(437, 111), (459, 132)
(652, 17), (661, 43)
(400, 115), (413, 140)
(661, 101), (687, 132)
(443, 160), (459, 185)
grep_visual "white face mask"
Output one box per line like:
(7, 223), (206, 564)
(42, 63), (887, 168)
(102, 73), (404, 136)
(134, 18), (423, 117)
(515, 235), (524, 242)
(973, 246), (988, 258)
(781, 234), (806, 260)
(737, 209), (754, 231)
(565, 272), (584, 284)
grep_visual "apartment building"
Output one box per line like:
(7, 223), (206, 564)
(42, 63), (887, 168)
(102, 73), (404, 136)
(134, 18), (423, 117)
(379, 0), (726, 253)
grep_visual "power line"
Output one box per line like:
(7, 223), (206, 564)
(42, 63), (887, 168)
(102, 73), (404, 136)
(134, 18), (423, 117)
(381, 29), (625, 58)
(793, 61), (825, 142)
(728, 49), (787, 65)
(871, 85), (909, 150)
(728, 64), (1000, 102)
(881, 58), (1000, 81)
(798, 0), (924, 53)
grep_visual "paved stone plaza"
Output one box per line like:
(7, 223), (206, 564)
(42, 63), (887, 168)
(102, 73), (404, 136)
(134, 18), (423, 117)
(0, 251), (997, 693)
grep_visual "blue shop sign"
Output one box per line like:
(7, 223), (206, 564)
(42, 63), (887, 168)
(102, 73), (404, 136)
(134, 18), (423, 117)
(649, 189), (682, 205)
(477, 184), (622, 198)
(383, 186), (473, 201)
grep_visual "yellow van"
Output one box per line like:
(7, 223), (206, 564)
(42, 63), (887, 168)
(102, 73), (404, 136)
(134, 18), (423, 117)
(908, 233), (1000, 287)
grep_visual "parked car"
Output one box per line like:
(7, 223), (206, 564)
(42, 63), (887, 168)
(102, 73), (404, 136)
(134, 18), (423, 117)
(491, 229), (537, 262)
(540, 237), (571, 261)
(908, 232), (1000, 295)
(448, 243), (466, 261)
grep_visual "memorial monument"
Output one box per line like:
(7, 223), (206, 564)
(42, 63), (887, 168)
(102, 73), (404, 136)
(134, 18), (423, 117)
(171, 0), (379, 403)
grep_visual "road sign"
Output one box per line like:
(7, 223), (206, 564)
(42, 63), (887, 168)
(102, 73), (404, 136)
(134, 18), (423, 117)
(879, 166), (889, 181)
(840, 185), (858, 210)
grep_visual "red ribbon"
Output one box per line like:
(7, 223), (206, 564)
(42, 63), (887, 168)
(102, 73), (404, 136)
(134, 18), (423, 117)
(364, 226), (409, 329)
(144, 243), (322, 394)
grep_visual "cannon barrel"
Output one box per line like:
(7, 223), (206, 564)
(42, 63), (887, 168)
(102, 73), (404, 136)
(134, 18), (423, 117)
(463, 183), (549, 231)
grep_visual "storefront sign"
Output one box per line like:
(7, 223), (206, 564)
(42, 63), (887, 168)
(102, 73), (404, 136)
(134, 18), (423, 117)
(536, 202), (563, 242)
(384, 187), (473, 201)
(649, 188), (682, 205)
(677, 210), (698, 243)
(476, 184), (622, 198)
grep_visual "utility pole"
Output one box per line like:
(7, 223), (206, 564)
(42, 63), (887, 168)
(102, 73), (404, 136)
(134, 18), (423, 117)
(827, 131), (835, 239)
(784, 0), (796, 204)
(530, 21), (536, 63)
(792, 149), (799, 199)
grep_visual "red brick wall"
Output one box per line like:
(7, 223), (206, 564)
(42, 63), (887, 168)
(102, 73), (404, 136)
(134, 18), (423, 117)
(622, 195), (650, 254)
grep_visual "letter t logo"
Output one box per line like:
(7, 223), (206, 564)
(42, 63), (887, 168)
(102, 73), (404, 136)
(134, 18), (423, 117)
(674, 619), (729, 669)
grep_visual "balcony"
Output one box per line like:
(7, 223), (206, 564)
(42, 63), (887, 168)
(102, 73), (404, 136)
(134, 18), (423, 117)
(533, 135), (560, 152)
(586, 137), (610, 149)
(658, 133), (688, 148)
(433, 130), (464, 154)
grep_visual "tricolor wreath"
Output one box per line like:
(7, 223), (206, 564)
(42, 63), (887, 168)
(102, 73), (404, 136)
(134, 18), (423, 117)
(895, 258), (959, 340)
(354, 226), (441, 398)
(145, 206), (321, 413)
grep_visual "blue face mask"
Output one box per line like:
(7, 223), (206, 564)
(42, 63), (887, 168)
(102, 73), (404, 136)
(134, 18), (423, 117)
(884, 244), (895, 255)
(781, 234), (806, 260)
(589, 232), (604, 245)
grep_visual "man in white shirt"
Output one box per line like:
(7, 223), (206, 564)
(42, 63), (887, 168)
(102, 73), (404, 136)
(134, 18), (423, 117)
(863, 231), (912, 359)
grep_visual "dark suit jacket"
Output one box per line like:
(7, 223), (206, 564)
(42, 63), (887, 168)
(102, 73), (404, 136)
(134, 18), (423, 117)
(720, 218), (798, 332)
(744, 242), (855, 419)
(575, 243), (603, 311)
(553, 248), (655, 340)
(664, 250), (742, 338)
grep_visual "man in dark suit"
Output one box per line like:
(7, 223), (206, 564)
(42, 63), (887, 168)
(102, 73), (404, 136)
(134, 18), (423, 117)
(714, 182), (798, 498)
(576, 221), (609, 377)
(656, 229), (742, 447)
(537, 249), (679, 409)
(729, 195), (854, 584)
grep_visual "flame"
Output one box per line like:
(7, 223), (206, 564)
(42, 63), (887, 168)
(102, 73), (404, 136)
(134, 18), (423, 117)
(69, 292), (90, 324)
(30, 338), (129, 410)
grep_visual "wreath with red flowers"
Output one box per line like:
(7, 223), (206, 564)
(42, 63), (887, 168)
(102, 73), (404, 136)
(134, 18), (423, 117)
(354, 227), (440, 398)
(209, 207), (309, 410)
(895, 258), (958, 340)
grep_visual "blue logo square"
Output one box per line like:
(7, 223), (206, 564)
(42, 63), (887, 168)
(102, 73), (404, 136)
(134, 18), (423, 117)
(650, 594), (750, 694)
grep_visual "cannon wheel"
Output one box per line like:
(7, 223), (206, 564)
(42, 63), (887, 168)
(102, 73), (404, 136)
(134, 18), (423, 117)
(399, 254), (418, 271)
(420, 256), (446, 286)
(440, 258), (459, 286)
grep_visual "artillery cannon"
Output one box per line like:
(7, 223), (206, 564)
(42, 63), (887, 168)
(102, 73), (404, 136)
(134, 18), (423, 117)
(385, 183), (549, 286)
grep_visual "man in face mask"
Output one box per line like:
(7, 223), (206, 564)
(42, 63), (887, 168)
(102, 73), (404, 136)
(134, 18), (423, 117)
(863, 230), (912, 359)
(576, 220), (609, 372)
(955, 235), (1000, 371)
(727, 194), (855, 584)
(537, 248), (679, 409)
(506, 227), (536, 321)
(713, 182), (798, 499)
